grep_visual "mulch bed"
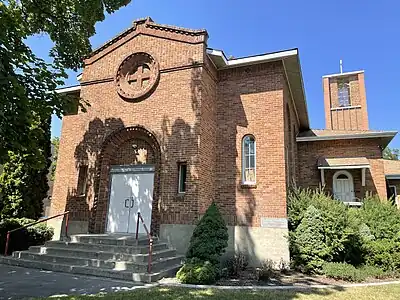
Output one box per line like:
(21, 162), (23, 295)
(160, 269), (400, 287)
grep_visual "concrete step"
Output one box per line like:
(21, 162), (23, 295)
(25, 246), (176, 263)
(69, 234), (158, 246)
(46, 240), (168, 254)
(12, 251), (183, 273)
(0, 256), (181, 283)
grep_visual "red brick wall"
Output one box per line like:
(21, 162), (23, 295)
(51, 26), (208, 231)
(283, 78), (299, 189)
(297, 139), (387, 199)
(215, 62), (288, 226)
(52, 22), (291, 233)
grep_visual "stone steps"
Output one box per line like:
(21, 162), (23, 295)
(0, 234), (183, 283)
(45, 240), (168, 254)
(0, 256), (181, 282)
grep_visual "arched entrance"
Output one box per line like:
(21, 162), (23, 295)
(91, 126), (161, 235)
(333, 170), (355, 202)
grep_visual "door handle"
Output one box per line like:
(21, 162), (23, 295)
(130, 197), (134, 208)
(124, 198), (129, 208)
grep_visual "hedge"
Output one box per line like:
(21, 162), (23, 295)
(0, 218), (54, 255)
(288, 188), (400, 275)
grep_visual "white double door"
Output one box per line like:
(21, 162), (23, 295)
(106, 168), (154, 234)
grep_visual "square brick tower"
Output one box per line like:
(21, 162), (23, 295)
(323, 70), (369, 130)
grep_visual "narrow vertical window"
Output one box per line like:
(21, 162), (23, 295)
(242, 135), (256, 184)
(178, 163), (187, 194)
(77, 165), (88, 196)
(338, 79), (351, 107)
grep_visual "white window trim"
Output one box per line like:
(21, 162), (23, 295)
(178, 163), (187, 194)
(241, 135), (256, 185)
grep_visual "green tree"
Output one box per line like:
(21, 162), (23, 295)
(50, 137), (60, 181)
(186, 202), (229, 265)
(0, 0), (130, 165)
(383, 147), (399, 160)
(0, 116), (51, 219)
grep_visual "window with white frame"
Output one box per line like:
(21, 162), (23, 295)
(178, 162), (187, 194)
(242, 135), (256, 184)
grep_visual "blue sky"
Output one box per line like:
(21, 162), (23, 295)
(27, 0), (400, 148)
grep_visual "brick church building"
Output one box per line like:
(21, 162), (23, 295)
(50, 17), (398, 264)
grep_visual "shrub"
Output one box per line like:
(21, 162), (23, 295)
(355, 195), (400, 240)
(256, 259), (275, 281)
(0, 218), (54, 255)
(363, 238), (400, 271)
(176, 258), (217, 284)
(323, 262), (386, 282)
(322, 262), (365, 282)
(220, 252), (249, 278)
(186, 202), (228, 265)
(289, 205), (328, 273)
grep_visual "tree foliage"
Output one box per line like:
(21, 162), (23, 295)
(186, 202), (229, 265)
(0, 0), (131, 164)
(383, 147), (399, 160)
(50, 136), (60, 181)
(288, 188), (400, 274)
(0, 117), (51, 219)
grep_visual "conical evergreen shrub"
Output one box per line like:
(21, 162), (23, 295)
(186, 202), (229, 265)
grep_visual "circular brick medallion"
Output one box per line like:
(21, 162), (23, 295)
(115, 52), (159, 100)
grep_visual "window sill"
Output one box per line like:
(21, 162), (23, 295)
(241, 183), (257, 189)
(176, 193), (186, 199)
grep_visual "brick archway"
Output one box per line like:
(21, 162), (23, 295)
(92, 126), (161, 234)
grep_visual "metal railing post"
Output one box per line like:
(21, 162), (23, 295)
(135, 212), (140, 241)
(65, 213), (69, 238)
(137, 212), (153, 274)
(148, 237), (153, 273)
(4, 231), (10, 256)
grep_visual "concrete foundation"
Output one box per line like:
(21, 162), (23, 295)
(47, 218), (88, 240)
(159, 222), (290, 266)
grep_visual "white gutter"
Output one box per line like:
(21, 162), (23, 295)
(386, 175), (400, 180)
(322, 70), (364, 78)
(55, 85), (81, 94)
(206, 48), (298, 69)
(297, 131), (397, 142)
(318, 165), (370, 170)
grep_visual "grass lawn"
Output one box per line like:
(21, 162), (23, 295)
(41, 284), (400, 300)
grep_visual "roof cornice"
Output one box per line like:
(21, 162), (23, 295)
(85, 17), (207, 62)
(296, 131), (398, 142)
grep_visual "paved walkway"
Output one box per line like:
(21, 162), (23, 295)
(0, 265), (144, 299)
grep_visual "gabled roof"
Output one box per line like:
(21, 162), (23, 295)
(85, 17), (207, 61)
(297, 129), (397, 148)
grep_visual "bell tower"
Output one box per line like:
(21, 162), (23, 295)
(323, 63), (369, 130)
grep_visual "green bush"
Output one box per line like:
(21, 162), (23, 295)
(176, 258), (217, 284)
(290, 205), (327, 273)
(363, 238), (400, 271)
(0, 218), (54, 255)
(322, 262), (365, 282)
(323, 262), (386, 282)
(186, 202), (228, 265)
